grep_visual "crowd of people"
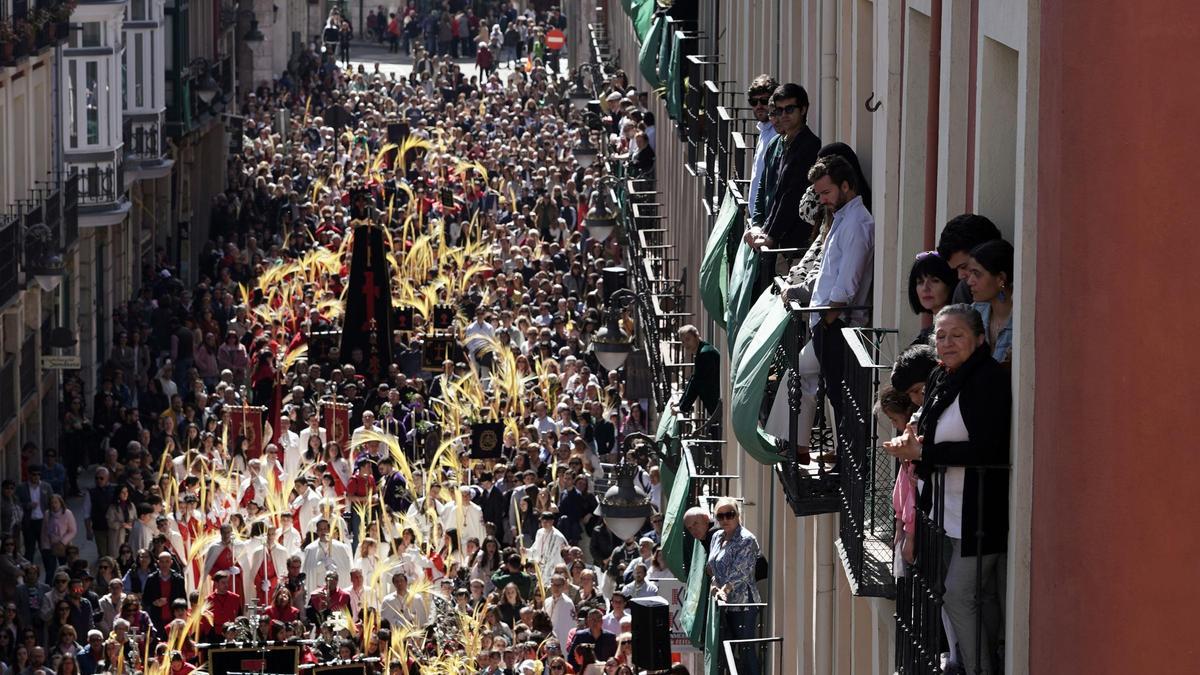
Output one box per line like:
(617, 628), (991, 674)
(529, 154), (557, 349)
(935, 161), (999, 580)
(0, 4), (688, 675)
(723, 70), (1014, 675)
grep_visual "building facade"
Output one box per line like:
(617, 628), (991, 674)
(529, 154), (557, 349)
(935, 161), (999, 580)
(597, 0), (1200, 673)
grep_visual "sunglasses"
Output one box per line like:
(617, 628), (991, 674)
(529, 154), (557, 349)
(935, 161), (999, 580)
(768, 104), (802, 118)
(748, 96), (770, 106)
(716, 510), (737, 520)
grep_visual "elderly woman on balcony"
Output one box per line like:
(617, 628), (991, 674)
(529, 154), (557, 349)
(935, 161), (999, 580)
(706, 497), (762, 674)
(884, 304), (1010, 675)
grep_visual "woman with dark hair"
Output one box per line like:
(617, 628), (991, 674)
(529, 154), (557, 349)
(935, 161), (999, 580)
(907, 251), (959, 345)
(966, 239), (1015, 365)
(884, 304), (1010, 675)
(469, 536), (503, 592)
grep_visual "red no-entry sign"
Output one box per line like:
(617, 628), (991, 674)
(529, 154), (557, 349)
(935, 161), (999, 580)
(545, 28), (565, 51)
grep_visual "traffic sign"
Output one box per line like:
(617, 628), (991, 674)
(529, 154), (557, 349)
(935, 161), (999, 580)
(545, 28), (565, 51)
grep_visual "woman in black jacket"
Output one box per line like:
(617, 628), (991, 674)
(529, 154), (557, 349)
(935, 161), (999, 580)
(885, 304), (1009, 675)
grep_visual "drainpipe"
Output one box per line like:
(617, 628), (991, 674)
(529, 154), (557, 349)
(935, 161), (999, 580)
(923, 0), (943, 251)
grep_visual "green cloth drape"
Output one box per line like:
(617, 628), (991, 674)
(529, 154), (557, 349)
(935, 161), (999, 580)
(680, 541), (709, 649)
(724, 239), (758, 352)
(660, 452), (692, 580)
(655, 405), (680, 459)
(633, 0), (657, 43)
(699, 190), (742, 330)
(704, 595), (722, 675)
(730, 292), (790, 464)
(656, 19), (673, 91)
(622, 0), (637, 18)
(666, 31), (684, 119)
(638, 16), (664, 89)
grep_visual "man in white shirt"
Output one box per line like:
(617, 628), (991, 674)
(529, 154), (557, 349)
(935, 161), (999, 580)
(290, 476), (322, 539)
(746, 74), (780, 221)
(792, 154), (874, 464)
(620, 561), (659, 599)
(542, 574), (576, 649)
(342, 568), (367, 618)
(441, 486), (488, 547)
(380, 571), (428, 629)
(529, 512), (569, 580)
(532, 401), (557, 437)
(464, 311), (497, 370)
(298, 412), (327, 453)
(275, 413), (302, 478)
(601, 591), (630, 635)
(301, 516), (354, 594)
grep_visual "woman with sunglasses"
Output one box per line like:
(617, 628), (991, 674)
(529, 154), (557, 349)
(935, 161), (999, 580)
(706, 498), (763, 674)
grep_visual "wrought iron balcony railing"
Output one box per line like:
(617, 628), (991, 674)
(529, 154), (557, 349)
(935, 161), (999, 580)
(123, 112), (167, 161)
(835, 326), (902, 599)
(69, 147), (127, 207)
(895, 465), (1010, 675)
(0, 215), (19, 308)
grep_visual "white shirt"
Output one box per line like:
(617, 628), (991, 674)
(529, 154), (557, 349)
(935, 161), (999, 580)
(748, 120), (780, 221)
(809, 195), (874, 327)
(441, 498), (488, 545)
(530, 526), (569, 578)
(534, 415), (557, 437)
(601, 609), (628, 636)
(298, 426), (327, 458)
(381, 589), (428, 629)
(621, 578), (660, 599)
(28, 484), (43, 520)
(301, 538), (354, 594)
(543, 593), (576, 647)
(933, 396), (969, 539)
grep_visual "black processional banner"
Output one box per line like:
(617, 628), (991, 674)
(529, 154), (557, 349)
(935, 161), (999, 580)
(207, 646), (301, 675)
(340, 223), (394, 383)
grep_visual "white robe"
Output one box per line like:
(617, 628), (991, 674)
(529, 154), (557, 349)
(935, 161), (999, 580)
(245, 542), (291, 607)
(530, 526), (569, 579)
(301, 538), (354, 595)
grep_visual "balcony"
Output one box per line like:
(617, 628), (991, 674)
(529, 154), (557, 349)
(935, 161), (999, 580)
(123, 111), (175, 179)
(66, 146), (131, 226)
(0, 216), (19, 309)
(0, 1), (72, 68)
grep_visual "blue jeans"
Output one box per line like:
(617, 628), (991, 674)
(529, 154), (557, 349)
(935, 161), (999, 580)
(724, 607), (760, 673)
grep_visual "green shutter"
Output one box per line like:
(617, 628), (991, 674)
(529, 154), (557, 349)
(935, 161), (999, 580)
(724, 239), (759, 352)
(660, 451), (692, 580)
(679, 541), (709, 649)
(730, 292), (790, 465)
(700, 190), (742, 330)
(638, 16), (664, 89)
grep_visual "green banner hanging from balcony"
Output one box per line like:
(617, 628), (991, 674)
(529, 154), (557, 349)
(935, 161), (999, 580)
(639, 16), (665, 88)
(655, 405), (680, 460)
(699, 190), (742, 330)
(656, 19), (673, 84)
(704, 595), (722, 675)
(679, 542), (709, 649)
(621, 0), (636, 18)
(725, 239), (759, 352)
(666, 31), (684, 120)
(731, 292), (789, 465)
(633, 0), (657, 43)
(660, 451), (692, 581)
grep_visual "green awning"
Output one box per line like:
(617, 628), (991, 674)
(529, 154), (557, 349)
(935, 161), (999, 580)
(730, 292), (790, 464)
(699, 190), (742, 330)
(724, 239), (758, 352)
(633, 0), (657, 43)
(679, 541), (709, 649)
(666, 31), (684, 120)
(638, 16), (665, 89)
(660, 448), (693, 580)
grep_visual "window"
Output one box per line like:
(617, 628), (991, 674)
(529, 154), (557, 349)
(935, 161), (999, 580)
(67, 60), (79, 148)
(130, 0), (148, 21)
(133, 33), (145, 108)
(85, 61), (100, 145)
(77, 22), (102, 48)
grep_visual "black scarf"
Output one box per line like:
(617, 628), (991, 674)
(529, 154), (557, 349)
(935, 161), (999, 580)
(917, 344), (993, 445)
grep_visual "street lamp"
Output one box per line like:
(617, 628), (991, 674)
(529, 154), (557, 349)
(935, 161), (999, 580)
(574, 132), (598, 169)
(584, 186), (617, 242)
(599, 446), (653, 541)
(593, 287), (635, 371)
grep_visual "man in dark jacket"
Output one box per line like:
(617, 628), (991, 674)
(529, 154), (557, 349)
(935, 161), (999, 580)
(751, 82), (822, 252)
(473, 473), (509, 542)
(674, 325), (720, 419)
(140, 552), (187, 635)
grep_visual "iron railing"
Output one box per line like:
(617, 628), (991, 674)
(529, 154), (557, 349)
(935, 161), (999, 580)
(0, 216), (19, 308)
(63, 171), (79, 247)
(715, 600), (774, 675)
(835, 326), (902, 599)
(19, 334), (36, 401)
(124, 113), (166, 161)
(76, 157), (126, 206)
(895, 465), (1010, 675)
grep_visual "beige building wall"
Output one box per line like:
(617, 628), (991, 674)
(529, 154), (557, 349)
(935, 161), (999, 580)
(606, 0), (1040, 671)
